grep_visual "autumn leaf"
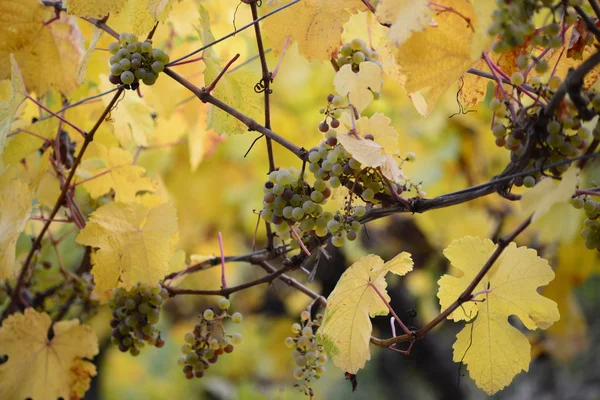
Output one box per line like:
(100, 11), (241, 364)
(318, 252), (413, 374)
(77, 27), (103, 85)
(0, 55), (26, 156)
(65, 0), (174, 36)
(437, 236), (559, 394)
(334, 61), (382, 112)
(0, 308), (98, 400)
(76, 202), (179, 294)
(78, 142), (156, 203)
(198, 5), (262, 136)
(3, 118), (57, 165)
(0, 5), (85, 95)
(0, 179), (33, 279)
(261, 0), (366, 61)
(374, 0), (432, 46)
(394, 0), (482, 115)
(521, 167), (579, 222)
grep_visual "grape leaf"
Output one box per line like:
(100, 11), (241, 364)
(338, 112), (400, 155)
(318, 252), (413, 374)
(337, 132), (386, 167)
(3, 118), (57, 166)
(0, 55), (26, 156)
(374, 0), (432, 46)
(78, 142), (156, 203)
(199, 5), (262, 136)
(0, 0), (46, 53)
(76, 202), (179, 294)
(65, 0), (173, 35)
(437, 236), (559, 394)
(77, 27), (103, 85)
(99, 77), (154, 147)
(521, 167), (579, 222)
(0, 308), (98, 400)
(261, 0), (366, 61)
(394, 0), (482, 115)
(0, 11), (85, 95)
(334, 61), (382, 112)
(0, 179), (33, 279)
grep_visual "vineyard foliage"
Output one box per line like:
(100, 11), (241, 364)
(1, 0), (600, 399)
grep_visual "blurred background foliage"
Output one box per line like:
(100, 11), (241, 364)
(10, 0), (600, 398)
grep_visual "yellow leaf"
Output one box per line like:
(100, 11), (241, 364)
(99, 77), (154, 147)
(375, 0), (432, 46)
(0, 308), (98, 400)
(261, 0), (366, 61)
(0, 179), (33, 278)
(470, 0), (496, 59)
(147, 0), (175, 20)
(395, 0), (480, 115)
(198, 6), (262, 136)
(459, 58), (488, 108)
(79, 142), (156, 203)
(3, 118), (57, 165)
(0, 0), (46, 53)
(0, 55), (26, 156)
(77, 28), (103, 85)
(337, 132), (385, 167)
(521, 167), (579, 222)
(318, 252), (413, 373)
(76, 202), (179, 294)
(334, 61), (382, 112)
(64, 0), (126, 18)
(0, 14), (85, 95)
(438, 236), (559, 394)
(339, 112), (400, 155)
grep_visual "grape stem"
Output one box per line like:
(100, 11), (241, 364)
(218, 232), (227, 289)
(25, 95), (86, 137)
(367, 282), (412, 336)
(205, 54), (240, 93)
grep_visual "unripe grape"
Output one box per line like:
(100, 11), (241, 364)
(571, 197), (585, 209)
(152, 61), (164, 73)
(231, 312), (243, 323)
(293, 368), (305, 380)
(332, 95), (344, 106)
(203, 309), (214, 321)
(231, 332), (243, 344)
(352, 51), (366, 64)
(300, 311), (311, 320)
(534, 60), (548, 74)
(108, 42), (121, 54)
(523, 176), (536, 188)
(405, 152), (417, 162)
(492, 124), (506, 137)
(516, 55), (529, 71)
(134, 68), (147, 80)
(548, 76), (562, 91)
(218, 298), (230, 310)
(331, 235), (345, 247)
(302, 326), (313, 337)
(362, 188), (375, 201)
(510, 72), (524, 86)
(350, 38), (366, 50)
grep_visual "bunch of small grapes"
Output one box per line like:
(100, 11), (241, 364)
(108, 282), (168, 355)
(178, 298), (243, 379)
(261, 167), (330, 231)
(488, 0), (574, 53)
(490, 88), (590, 187)
(107, 33), (169, 89)
(326, 209), (364, 247)
(571, 194), (600, 250)
(337, 38), (382, 73)
(55, 273), (99, 321)
(317, 94), (344, 134)
(284, 311), (328, 395)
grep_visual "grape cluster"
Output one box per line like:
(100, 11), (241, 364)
(261, 167), (330, 234)
(108, 282), (168, 355)
(107, 33), (169, 89)
(285, 311), (328, 396)
(178, 298), (243, 379)
(490, 84), (592, 187)
(572, 194), (600, 250)
(337, 38), (382, 73)
(488, 1), (575, 53)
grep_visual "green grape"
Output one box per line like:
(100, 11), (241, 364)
(108, 42), (121, 54)
(231, 312), (243, 323)
(547, 120), (561, 135)
(231, 332), (243, 344)
(140, 41), (152, 53)
(350, 38), (366, 50)
(315, 366), (326, 376)
(120, 58), (132, 71)
(203, 309), (215, 321)
(362, 188), (375, 201)
(308, 151), (321, 163)
(329, 176), (341, 188)
(331, 235), (345, 247)
(131, 59), (141, 70)
(293, 368), (305, 380)
(110, 64), (123, 76)
(311, 191), (324, 203)
(492, 124), (506, 138)
(185, 332), (196, 344)
(301, 311), (311, 320)
(218, 297), (230, 310)
(152, 61), (164, 73)
(142, 72), (157, 86)
(523, 176), (536, 188)
(332, 95), (344, 106)
(292, 207), (305, 220)
(352, 51), (366, 64)
(571, 197), (585, 209)
(302, 326), (313, 337)
(134, 68), (147, 80)
(340, 44), (353, 57)
(282, 206), (294, 219)
(125, 33), (138, 44)
(510, 71), (524, 86)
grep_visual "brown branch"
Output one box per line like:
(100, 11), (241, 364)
(2, 88), (125, 319)
(82, 17), (119, 39)
(164, 263), (295, 296)
(164, 67), (307, 160)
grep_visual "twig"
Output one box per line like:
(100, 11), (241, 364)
(26, 95), (85, 137)
(367, 282), (411, 335)
(206, 54), (240, 92)
(218, 232), (227, 289)
(2, 88), (125, 319)
(166, 0), (301, 66)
